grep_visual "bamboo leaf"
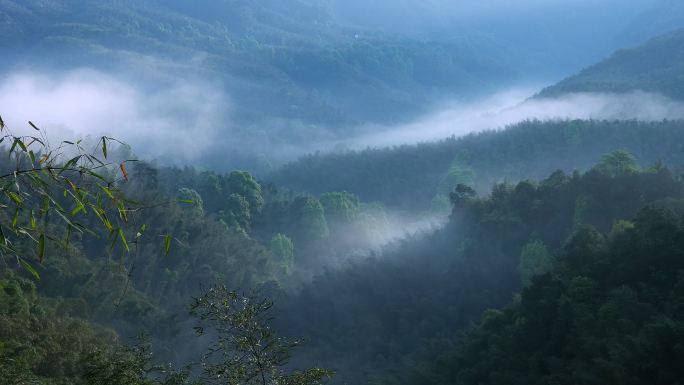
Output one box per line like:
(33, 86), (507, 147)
(60, 155), (81, 174)
(98, 185), (115, 199)
(118, 201), (128, 224)
(65, 224), (72, 247)
(18, 257), (40, 280)
(108, 229), (118, 251)
(54, 209), (75, 228)
(5, 191), (23, 205)
(10, 138), (27, 153)
(11, 208), (19, 228)
(17, 139), (27, 151)
(164, 235), (172, 256)
(70, 203), (85, 217)
(101, 137), (108, 158)
(91, 207), (113, 232)
(136, 224), (147, 239)
(119, 229), (129, 252)
(42, 196), (50, 217)
(28, 121), (40, 131)
(37, 234), (46, 263)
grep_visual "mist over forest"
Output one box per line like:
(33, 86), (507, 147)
(2, 1), (684, 384)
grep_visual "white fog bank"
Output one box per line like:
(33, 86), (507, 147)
(0, 69), (230, 162)
(3, 69), (683, 168)
(344, 89), (684, 149)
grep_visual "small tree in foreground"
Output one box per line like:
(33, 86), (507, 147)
(191, 285), (333, 385)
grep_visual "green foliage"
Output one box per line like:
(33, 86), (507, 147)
(518, 240), (554, 286)
(190, 286), (333, 385)
(270, 119), (684, 210)
(292, 197), (329, 242)
(594, 149), (639, 176)
(226, 171), (264, 217)
(84, 340), (197, 385)
(409, 206), (684, 385)
(450, 183), (477, 209)
(279, 160), (684, 384)
(438, 155), (476, 196)
(270, 234), (294, 274)
(178, 188), (205, 217)
(0, 273), (120, 385)
(319, 191), (360, 227)
(224, 194), (252, 231)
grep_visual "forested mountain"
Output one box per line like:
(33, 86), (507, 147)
(0, 0), (528, 128)
(327, 0), (661, 74)
(539, 28), (684, 100)
(398, 207), (684, 385)
(278, 156), (684, 384)
(269, 120), (684, 211)
(394, 205), (684, 385)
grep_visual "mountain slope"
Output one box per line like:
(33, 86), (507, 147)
(0, 0), (528, 128)
(269, 120), (684, 211)
(539, 28), (684, 100)
(280, 162), (684, 384)
(394, 205), (684, 385)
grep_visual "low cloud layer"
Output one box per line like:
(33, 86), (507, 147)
(344, 89), (684, 149)
(0, 69), (230, 162)
(3, 70), (684, 171)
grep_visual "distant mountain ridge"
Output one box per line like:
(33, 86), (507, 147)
(539, 28), (684, 100)
(0, 0), (528, 128)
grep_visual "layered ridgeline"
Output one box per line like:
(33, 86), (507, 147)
(278, 155), (684, 384)
(269, 26), (684, 211)
(0, 0), (530, 128)
(539, 28), (684, 100)
(269, 120), (684, 211)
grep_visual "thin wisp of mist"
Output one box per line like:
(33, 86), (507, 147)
(343, 89), (684, 149)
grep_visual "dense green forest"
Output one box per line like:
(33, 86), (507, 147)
(397, 205), (684, 385)
(539, 28), (684, 100)
(269, 119), (684, 211)
(277, 154), (684, 384)
(4, 119), (684, 384)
